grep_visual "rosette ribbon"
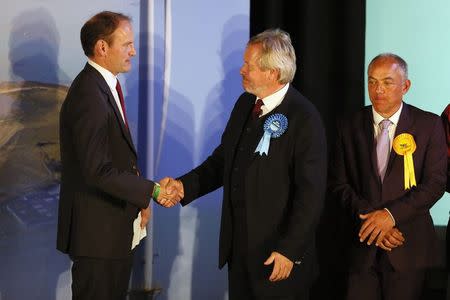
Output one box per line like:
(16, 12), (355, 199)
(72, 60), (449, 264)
(393, 133), (417, 190)
(255, 113), (288, 156)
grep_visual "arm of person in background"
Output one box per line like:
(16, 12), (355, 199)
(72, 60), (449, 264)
(441, 104), (450, 192)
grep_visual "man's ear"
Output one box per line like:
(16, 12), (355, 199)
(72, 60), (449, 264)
(402, 79), (411, 95)
(94, 39), (108, 57)
(269, 68), (280, 81)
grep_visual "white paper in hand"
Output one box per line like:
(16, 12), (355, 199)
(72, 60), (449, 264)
(132, 211), (147, 250)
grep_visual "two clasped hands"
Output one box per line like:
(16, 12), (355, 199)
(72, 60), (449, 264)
(139, 177), (183, 230)
(358, 209), (405, 251)
(155, 177), (185, 207)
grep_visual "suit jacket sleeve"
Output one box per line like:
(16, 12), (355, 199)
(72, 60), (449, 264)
(328, 119), (375, 219)
(441, 104), (450, 192)
(178, 142), (225, 205)
(178, 103), (239, 205)
(67, 84), (153, 209)
(385, 116), (447, 224)
(275, 109), (327, 260)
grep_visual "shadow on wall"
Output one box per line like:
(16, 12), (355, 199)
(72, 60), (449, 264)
(9, 7), (70, 84)
(151, 31), (194, 299)
(152, 14), (247, 300)
(188, 14), (248, 300)
(0, 7), (71, 300)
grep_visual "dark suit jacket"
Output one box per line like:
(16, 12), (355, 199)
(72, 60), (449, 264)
(440, 104), (450, 269)
(329, 103), (447, 271)
(441, 104), (450, 191)
(57, 63), (154, 259)
(179, 86), (327, 292)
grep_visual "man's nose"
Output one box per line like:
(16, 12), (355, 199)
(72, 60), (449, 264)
(130, 46), (136, 56)
(239, 65), (246, 75)
(375, 83), (384, 93)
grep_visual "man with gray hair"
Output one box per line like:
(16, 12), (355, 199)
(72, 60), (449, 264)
(329, 53), (446, 300)
(162, 28), (327, 299)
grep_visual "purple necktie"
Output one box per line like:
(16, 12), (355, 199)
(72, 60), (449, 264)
(376, 119), (392, 181)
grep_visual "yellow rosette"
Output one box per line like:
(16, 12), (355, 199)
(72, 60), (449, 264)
(393, 133), (417, 190)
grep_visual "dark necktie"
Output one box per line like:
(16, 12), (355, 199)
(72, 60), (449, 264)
(115, 80), (129, 128)
(376, 119), (392, 181)
(252, 99), (264, 119)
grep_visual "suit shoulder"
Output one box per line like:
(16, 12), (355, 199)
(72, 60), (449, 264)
(235, 92), (254, 105)
(283, 87), (327, 140)
(335, 106), (371, 130)
(286, 87), (313, 109)
(68, 67), (107, 95)
(285, 86), (322, 120)
(62, 67), (110, 117)
(66, 67), (109, 102)
(227, 92), (253, 115)
(407, 104), (441, 122)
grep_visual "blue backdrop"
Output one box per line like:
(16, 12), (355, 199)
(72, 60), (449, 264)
(0, 1), (249, 299)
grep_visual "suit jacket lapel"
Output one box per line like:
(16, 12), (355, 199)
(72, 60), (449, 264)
(363, 108), (380, 181)
(249, 86), (293, 161)
(231, 93), (255, 145)
(85, 64), (137, 156)
(385, 103), (412, 178)
(224, 93), (255, 174)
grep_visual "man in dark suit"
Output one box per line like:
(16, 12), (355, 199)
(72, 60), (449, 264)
(329, 53), (447, 300)
(161, 29), (327, 299)
(57, 11), (180, 300)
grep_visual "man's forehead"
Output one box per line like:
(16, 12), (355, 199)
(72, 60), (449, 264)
(368, 62), (403, 76)
(369, 58), (400, 70)
(244, 47), (260, 60)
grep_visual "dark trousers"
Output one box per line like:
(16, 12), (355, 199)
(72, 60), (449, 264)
(346, 252), (424, 300)
(228, 256), (309, 300)
(71, 255), (133, 300)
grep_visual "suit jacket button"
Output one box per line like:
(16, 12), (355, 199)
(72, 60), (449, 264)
(294, 260), (302, 265)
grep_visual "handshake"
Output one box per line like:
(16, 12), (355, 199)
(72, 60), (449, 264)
(154, 177), (184, 208)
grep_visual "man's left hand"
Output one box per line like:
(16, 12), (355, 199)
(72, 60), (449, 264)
(264, 251), (294, 282)
(359, 209), (395, 246)
(140, 205), (151, 229)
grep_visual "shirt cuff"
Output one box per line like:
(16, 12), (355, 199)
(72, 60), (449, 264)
(384, 208), (396, 226)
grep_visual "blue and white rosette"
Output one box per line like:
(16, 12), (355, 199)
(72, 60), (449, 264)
(255, 113), (288, 156)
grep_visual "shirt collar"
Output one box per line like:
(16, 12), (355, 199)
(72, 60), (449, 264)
(372, 102), (403, 127)
(257, 83), (289, 113)
(88, 59), (118, 91)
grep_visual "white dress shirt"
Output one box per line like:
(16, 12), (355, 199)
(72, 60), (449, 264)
(88, 59), (127, 124)
(372, 102), (403, 151)
(256, 83), (290, 117)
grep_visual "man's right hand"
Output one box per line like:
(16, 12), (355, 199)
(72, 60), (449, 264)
(377, 227), (405, 251)
(155, 177), (184, 207)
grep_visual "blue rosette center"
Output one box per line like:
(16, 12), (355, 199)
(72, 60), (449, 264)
(255, 113), (288, 156)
